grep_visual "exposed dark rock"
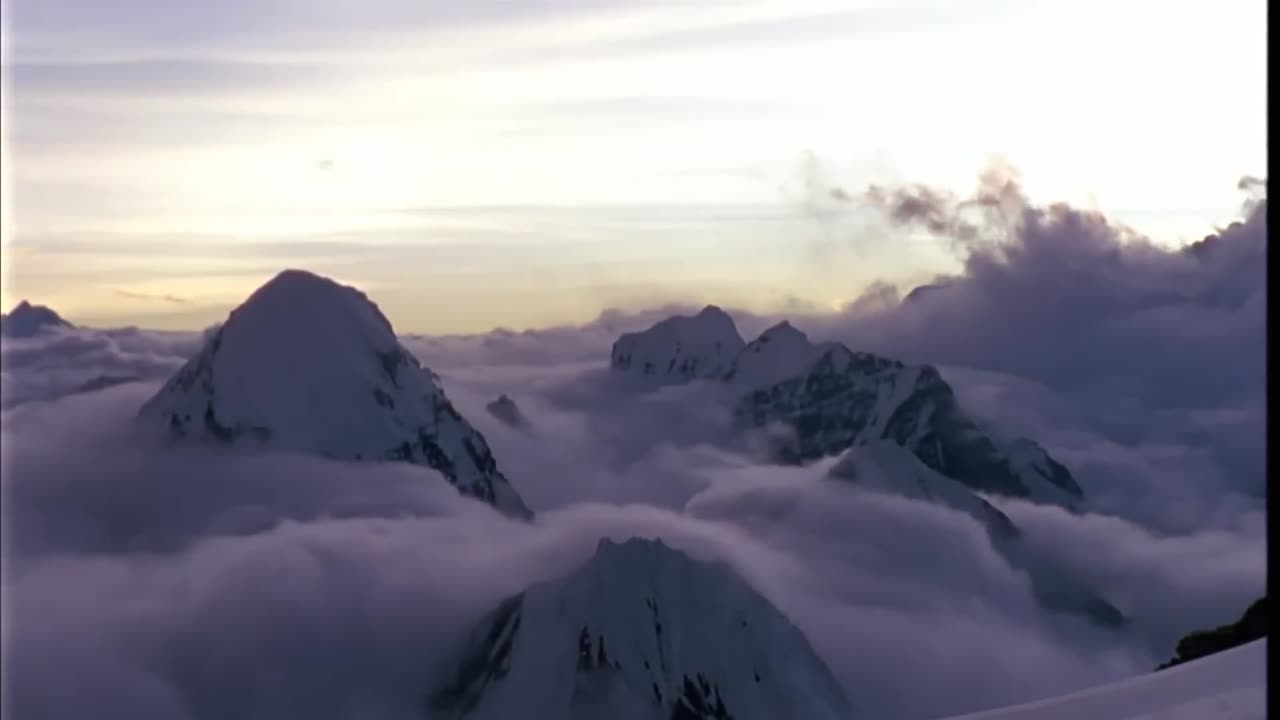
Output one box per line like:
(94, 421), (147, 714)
(736, 349), (1083, 504)
(485, 394), (530, 430)
(430, 595), (525, 715)
(1157, 596), (1267, 670)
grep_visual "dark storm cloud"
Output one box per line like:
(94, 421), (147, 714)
(817, 170), (1266, 410)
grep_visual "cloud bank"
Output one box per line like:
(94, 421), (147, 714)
(1, 174), (1265, 720)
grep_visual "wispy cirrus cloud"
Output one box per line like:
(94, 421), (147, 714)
(111, 289), (192, 305)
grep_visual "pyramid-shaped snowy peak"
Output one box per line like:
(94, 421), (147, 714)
(432, 537), (851, 719)
(138, 269), (531, 517)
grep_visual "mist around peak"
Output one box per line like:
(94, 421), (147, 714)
(0, 172), (1264, 720)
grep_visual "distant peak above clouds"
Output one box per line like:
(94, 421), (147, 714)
(609, 304), (745, 383)
(725, 320), (840, 390)
(137, 268), (531, 518)
(486, 393), (530, 430)
(0, 300), (74, 339)
(609, 307), (1084, 509)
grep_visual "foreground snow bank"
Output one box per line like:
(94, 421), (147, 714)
(941, 639), (1266, 720)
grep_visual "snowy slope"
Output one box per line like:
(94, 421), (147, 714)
(829, 440), (1020, 540)
(609, 306), (745, 384)
(0, 301), (74, 338)
(431, 537), (852, 720)
(984, 434), (1083, 510)
(941, 639), (1266, 720)
(723, 320), (838, 390)
(137, 269), (531, 518)
(828, 442), (1125, 627)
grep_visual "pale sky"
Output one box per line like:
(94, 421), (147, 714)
(0, 0), (1267, 333)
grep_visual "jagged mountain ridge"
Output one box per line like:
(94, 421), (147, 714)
(431, 537), (852, 720)
(0, 300), (74, 338)
(610, 309), (1083, 508)
(137, 269), (531, 518)
(734, 337), (1082, 506)
(1157, 596), (1267, 671)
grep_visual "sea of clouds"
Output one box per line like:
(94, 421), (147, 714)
(0, 174), (1266, 720)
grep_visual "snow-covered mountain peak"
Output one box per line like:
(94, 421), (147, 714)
(1, 300), (74, 338)
(226, 268), (396, 346)
(137, 269), (531, 518)
(757, 319), (802, 340)
(607, 307), (1082, 509)
(609, 306), (746, 384)
(724, 321), (828, 390)
(432, 536), (851, 719)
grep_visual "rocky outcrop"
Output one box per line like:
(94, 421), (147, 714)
(1158, 597), (1267, 670)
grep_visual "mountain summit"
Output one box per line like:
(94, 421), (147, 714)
(610, 312), (1083, 508)
(431, 537), (851, 719)
(0, 300), (74, 338)
(610, 306), (745, 384)
(138, 269), (531, 517)
(724, 320), (835, 390)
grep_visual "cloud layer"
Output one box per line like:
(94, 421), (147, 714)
(0, 177), (1265, 720)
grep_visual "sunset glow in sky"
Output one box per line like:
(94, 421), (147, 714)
(0, 0), (1267, 332)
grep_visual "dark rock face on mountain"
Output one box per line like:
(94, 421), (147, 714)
(0, 301), (74, 338)
(732, 342), (1083, 507)
(431, 538), (851, 720)
(610, 310), (1083, 508)
(138, 269), (531, 518)
(1157, 596), (1267, 670)
(829, 441), (1021, 542)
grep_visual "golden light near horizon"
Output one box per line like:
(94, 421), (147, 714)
(0, 0), (1266, 332)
